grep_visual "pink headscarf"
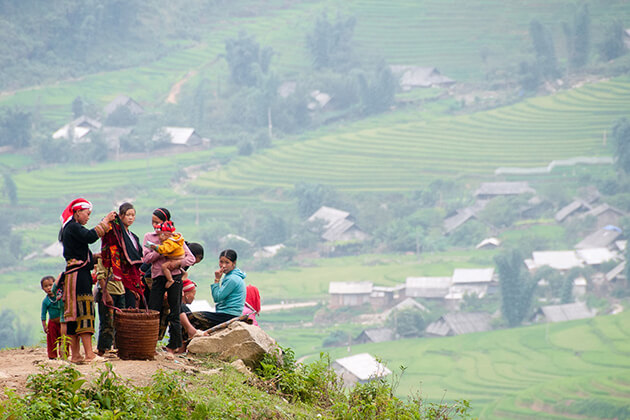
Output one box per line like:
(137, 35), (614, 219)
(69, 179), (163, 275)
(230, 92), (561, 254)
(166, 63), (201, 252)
(60, 198), (92, 227)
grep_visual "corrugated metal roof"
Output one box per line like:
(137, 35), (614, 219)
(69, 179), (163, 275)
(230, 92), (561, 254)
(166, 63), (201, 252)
(606, 261), (626, 281)
(405, 277), (451, 298)
(426, 312), (492, 336)
(164, 127), (197, 145)
(452, 268), (494, 284)
(540, 302), (595, 322)
(576, 247), (617, 265)
(443, 208), (476, 233)
(532, 251), (583, 270)
(357, 328), (395, 343)
(334, 353), (391, 381)
(329, 281), (373, 294)
(582, 203), (625, 218)
(555, 200), (591, 222)
(575, 228), (622, 249)
(308, 206), (350, 225)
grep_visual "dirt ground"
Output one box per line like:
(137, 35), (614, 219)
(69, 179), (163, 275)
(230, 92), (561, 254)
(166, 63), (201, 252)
(0, 346), (213, 398)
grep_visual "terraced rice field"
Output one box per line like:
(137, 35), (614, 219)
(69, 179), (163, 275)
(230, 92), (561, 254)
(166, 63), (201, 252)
(322, 311), (630, 419)
(191, 77), (630, 192)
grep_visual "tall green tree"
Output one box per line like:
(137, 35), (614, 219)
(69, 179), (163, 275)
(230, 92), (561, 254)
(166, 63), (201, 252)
(0, 108), (31, 148)
(599, 19), (627, 61)
(612, 118), (630, 175)
(224, 31), (273, 87)
(529, 20), (560, 80)
(563, 4), (590, 69)
(356, 61), (397, 116)
(0, 309), (32, 349)
(495, 248), (537, 327)
(306, 13), (356, 71)
(72, 96), (84, 118)
(2, 172), (17, 205)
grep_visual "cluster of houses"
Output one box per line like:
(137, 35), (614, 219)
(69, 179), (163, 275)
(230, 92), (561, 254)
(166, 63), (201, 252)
(52, 94), (205, 150)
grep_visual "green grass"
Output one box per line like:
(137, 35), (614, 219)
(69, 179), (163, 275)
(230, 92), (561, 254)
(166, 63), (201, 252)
(190, 77), (630, 193)
(313, 312), (630, 418)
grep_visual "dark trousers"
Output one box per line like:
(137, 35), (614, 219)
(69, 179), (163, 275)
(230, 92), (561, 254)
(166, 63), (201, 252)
(148, 274), (183, 350)
(96, 291), (126, 352)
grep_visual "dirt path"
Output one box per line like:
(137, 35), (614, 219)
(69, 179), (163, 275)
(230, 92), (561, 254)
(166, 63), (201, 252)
(0, 347), (208, 397)
(166, 70), (199, 104)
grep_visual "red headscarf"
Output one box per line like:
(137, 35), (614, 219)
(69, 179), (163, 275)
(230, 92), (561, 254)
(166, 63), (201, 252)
(60, 198), (92, 227)
(245, 285), (261, 313)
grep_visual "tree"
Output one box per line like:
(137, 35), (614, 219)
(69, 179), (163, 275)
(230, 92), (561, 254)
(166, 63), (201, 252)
(0, 309), (32, 349)
(356, 61), (397, 116)
(495, 248), (537, 327)
(529, 20), (560, 80)
(0, 108), (32, 148)
(294, 182), (336, 218)
(224, 31), (273, 87)
(599, 19), (626, 61)
(105, 105), (137, 127)
(612, 118), (630, 175)
(389, 308), (425, 338)
(2, 172), (17, 205)
(563, 4), (590, 69)
(306, 13), (356, 71)
(72, 96), (84, 118)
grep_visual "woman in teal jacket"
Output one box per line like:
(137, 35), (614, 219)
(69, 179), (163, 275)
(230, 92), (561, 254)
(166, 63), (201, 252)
(198, 249), (246, 328)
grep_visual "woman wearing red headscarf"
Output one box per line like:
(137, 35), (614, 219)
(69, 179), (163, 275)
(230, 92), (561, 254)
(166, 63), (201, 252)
(59, 198), (116, 363)
(243, 285), (261, 326)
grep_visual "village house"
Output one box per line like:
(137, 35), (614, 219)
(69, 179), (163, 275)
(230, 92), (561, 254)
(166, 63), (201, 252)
(405, 276), (451, 299)
(474, 181), (535, 200)
(476, 237), (501, 250)
(253, 243), (285, 259)
(328, 281), (373, 308)
(103, 94), (144, 117)
(332, 353), (392, 387)
(531, 302), (596, 323)
(575, 248), (618, 266)
(308, 206), (369, 242)
(443, 208), (477, 234)
(354, 328), (396, 345)
(389, 65), (455, 90)
(555, 199), (593, 223)
(446, 267), (496, 301)
(52, 115), (103, 143)
(580, 204), (626, 230)
(370, 284), (405, 308)
(160, 127), (203, 147)
(425, 312), (493, 337)
(575, 226), (622, 250)
(526, 251), (584, 271)
(606, 261), (626, 282)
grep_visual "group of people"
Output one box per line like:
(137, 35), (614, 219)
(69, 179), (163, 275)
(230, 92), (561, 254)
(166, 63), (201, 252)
(40, 198), (261, 363)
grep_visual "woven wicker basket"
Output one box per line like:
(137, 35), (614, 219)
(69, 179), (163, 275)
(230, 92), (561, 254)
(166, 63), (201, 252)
(114, 309), (160, 360)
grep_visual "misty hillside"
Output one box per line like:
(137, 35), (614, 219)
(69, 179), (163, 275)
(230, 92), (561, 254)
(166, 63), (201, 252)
(1, 0), (630, 417)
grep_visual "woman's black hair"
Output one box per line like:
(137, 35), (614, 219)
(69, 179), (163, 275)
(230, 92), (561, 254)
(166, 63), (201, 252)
(219, 249), (237, 263)
(153, 207), (171, 222)
(187, 242), (204, 260)
(119, 202), (135, 216)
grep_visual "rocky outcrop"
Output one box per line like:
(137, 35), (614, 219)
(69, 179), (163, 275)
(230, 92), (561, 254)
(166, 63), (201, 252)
(187, 322), (276, 367)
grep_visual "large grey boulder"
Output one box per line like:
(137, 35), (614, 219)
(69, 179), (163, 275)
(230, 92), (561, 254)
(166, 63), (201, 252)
(187, 322), (276, 367)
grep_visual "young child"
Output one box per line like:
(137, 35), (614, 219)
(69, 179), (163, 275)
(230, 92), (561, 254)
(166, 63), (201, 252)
(40, 275), (65, 359)
(148, 221), (185, 289)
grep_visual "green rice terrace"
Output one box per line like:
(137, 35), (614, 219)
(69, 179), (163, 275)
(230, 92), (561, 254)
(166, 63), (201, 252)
(191, 77), (630, 192)
(2, 76), (630, 214)
(319, 311), (630, 419)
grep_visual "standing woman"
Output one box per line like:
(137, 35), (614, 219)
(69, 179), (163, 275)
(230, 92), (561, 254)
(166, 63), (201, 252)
(96, 202), (144, 355)
(59, 198), (116, 363)
(143, 207), (195, 355)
